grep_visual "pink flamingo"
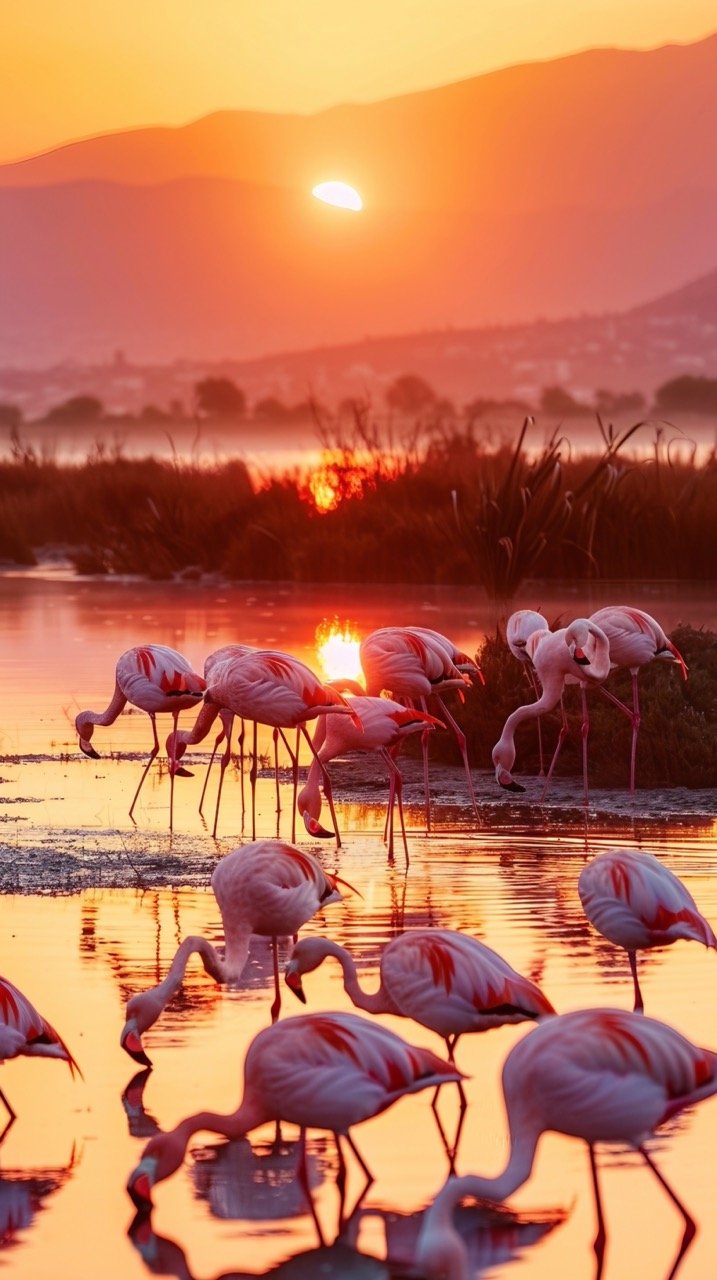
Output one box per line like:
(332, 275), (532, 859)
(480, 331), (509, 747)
(578, 849), (716, 1011)
(0, 976), (81, 1123)
(75, 643), (206, 830)
(589, 605), (689, 791)
(168, 649), (361, 843)
(359, 627), (482, 827)
(492, 618), (611, 803)
(126, 1010), (463, 1240)
(197, 644), (256, 836)
(297, 695), (444, 865)
(120, 839), (348, 1063)
(505, 609), (550, 774)
(415, 1007), (717, 1279)
(286, 928), (555, 1166)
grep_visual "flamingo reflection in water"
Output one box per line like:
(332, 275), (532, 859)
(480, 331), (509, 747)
(578, 850), (717, 1012)
(416, 1007), (717, 1280)
(127, 1011), (463, 1244)
(285, 929), (555, 1164)
(297, 694), (444, 866)
(0, 975), (81, 1128)
(120, 841), (348, 1063)
(0, 1147), (80, 1254)
(75, 643), (206, 831)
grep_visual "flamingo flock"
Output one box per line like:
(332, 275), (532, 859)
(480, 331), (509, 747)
(6, 603), (704, 1276)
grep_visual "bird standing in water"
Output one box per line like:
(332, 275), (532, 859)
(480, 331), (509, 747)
(578, 849), (716, 1011)
(415, 1007), (717, 1279)
(127, 1010), (463, 1241)
(75, 643), (206, 830)
(120, 839), (348, 1063)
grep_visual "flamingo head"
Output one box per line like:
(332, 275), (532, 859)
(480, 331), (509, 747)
(664, 641), (689, 680)
(75, 716), (100, 758)
(284, 963), (307, 1004)
(165, 731), (189, 776)
(495, 764), (525, 793)
(120, 1015), (153, 1067)
(301, 811), (334, 839)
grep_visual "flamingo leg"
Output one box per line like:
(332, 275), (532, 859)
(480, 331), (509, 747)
(579, 683), (591, 807)
(212, 716), (234, 839)
(525, 665), (546, 775)
(273, 727), (281, 831)
(540, 695), (569, 801)
(381, 747), (409, 868)
(129, 713), (160, 823)
(338, 1131), (374, 1229)
(270, 936), (281, 1023)
(418, 697), (432, 832)
(300, 725), (341, 848)
(628, 949), (644, 1013)
(0, 1087), (16, 1122)
(277, 727), (299, 843)
(434, 694), (478, 818)
(639, 1144), (697, 1257)
(595, 677), (640, 792)
(237, 718), (247, 820)
(249, 721), (258, 840)
(296, 1130), (325, 1246)
(168, 710), (179, 833)
(588, 1144), (607, 1277)
(199, 726), (225, 817)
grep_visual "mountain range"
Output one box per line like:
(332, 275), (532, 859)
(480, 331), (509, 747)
(2, 33), (717, 369)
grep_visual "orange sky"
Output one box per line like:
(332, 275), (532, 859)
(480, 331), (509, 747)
(1, 1), (716, 164)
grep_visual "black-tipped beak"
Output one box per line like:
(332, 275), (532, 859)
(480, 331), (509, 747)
(285, 970), (306, 1003)
(121, 1021), (153, 1067)
(499, 779), (526, 793)
(80, 741), (101, 759)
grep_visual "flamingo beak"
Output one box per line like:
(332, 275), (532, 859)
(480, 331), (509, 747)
(497, 770), (526, 793)
(573, 647), (590, 666)
(121, 1019), (153, 1067)
(172, 766), (194, 778)
(285, 967), (306, 1003)
(80, 740), (101, 759)
(302, 812), (334, 839)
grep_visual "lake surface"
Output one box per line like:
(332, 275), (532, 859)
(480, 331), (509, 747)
(0, 575), (715, 1279)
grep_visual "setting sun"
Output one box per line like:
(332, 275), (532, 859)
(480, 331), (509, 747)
(312, 181), (363, 211)
(315, 617), (364, 685)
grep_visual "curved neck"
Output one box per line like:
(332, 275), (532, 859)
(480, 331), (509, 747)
(173, 1094), (270, 1150)
(297, 757), (323, 820)
(180, 698), (220, 747)
(321, 939), (388, 1014)
(153, 936), (228, 1005)
(79, 682), (127, 730)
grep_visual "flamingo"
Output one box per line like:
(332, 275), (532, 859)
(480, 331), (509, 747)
(359, 627), (482, 827)
(120, 839), (347, 1062)
(167, 649), (362, 843)
(492, 618), (611, 803)
(589, 605), (689, 791)
(578, 850), (716, 1011)
(0, 976), (81, 1123)
(297, 695), (444, 865)
(126, 1009), (463, 1240)
(286, 929), (555, 1163)
(75, 643), (206, 831)
(505, 610), (550, 774)
(415, 1007), (717, 1280)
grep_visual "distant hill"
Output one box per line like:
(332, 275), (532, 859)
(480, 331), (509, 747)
(2, 34), (717, 365)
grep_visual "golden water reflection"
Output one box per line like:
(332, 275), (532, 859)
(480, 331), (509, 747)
(1, 817), (716, 1279)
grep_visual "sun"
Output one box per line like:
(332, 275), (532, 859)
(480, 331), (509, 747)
(315, 618), (364, 686)
(312, 181), (363, 211)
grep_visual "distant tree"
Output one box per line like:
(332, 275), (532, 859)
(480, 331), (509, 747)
(0, 402), (22, 428)
(594, 389), (646, 416)
(464, 396), (532, 419)
(194, 377), (246, 419)
(253, 396), (288, 422)
(653, 375), (717, 415)
(140, 404), (170, 423)
(45, 394), (104, 424)
(385, 373), (437, 415)
(540, 385), (591, 416)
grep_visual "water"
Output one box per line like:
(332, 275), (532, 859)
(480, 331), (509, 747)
(0, 576), (715, 1279)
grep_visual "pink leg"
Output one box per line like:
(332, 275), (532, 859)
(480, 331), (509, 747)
(270, 936), (281, 1023)
(588, 1144), (607, 1277)
(596, 678), (639, 793)
(639, 1144), (697, 1258)
(579, 682), (591, 807)
(199, 721), (227, 816)
(249, 721), (258, 840)
(129, 713), (160, 823)
(381, 747), (409, 868)
(540, 696), (569, 801)
(296, 1131), (325, 1246)
(628, 949), (644, 1013)
(526, 665), (546, 775)
(212, 722), (234, 839)
(417, 697), (432, 832)
(434, 694), (478, 817)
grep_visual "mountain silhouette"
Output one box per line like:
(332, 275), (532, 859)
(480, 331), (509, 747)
(2, 34), (717, 365)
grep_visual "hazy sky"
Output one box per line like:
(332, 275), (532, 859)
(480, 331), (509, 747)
(2, 0), (716, 162)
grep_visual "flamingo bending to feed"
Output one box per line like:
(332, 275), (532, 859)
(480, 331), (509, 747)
(415, 1007), (717, 1280)
(127, 1010), (463, 1238)
(0, 976), (81, 1121)
(196, 643), (257, 836)
(298, 695), (444, 865)
(286, 929), (554, 1164)
(120, 839), (348, 1063)
(359, 627), (483, 827)
(75, 644), (206, 830)
(589, 605), (688, 791)
(578, 850), (716, 1012)
(492, 618), (611, 803)
(168, 649), (362, 843)
(505, 610), (550, 774)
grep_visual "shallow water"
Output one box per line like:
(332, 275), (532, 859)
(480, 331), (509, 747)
(0, 577), (716, 1278)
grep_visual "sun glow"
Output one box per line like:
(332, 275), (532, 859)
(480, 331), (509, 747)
(312, 181), (363, 211)
(315, 618), (364, 686)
